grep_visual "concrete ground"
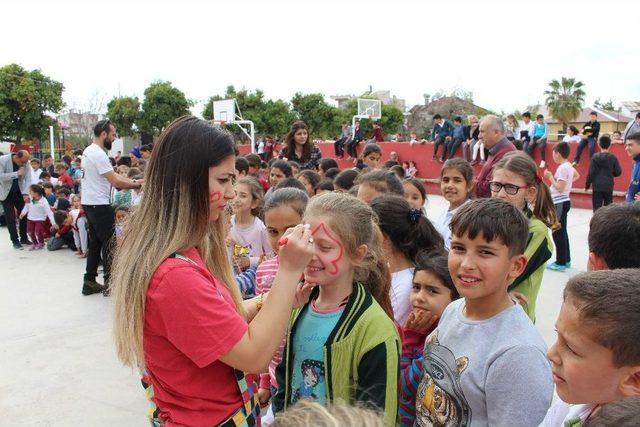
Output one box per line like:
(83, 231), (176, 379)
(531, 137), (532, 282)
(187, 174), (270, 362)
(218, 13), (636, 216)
(0, 196), (593, 426)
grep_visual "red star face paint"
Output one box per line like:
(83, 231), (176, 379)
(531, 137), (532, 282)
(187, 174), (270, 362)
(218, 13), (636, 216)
(209, 191), (222, 203)
(304, 222), (344, 277)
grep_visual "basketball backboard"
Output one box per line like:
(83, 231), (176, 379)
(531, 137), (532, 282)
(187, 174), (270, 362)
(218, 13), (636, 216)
(357, 98), (382, 120)
(213, 99), (236, 123)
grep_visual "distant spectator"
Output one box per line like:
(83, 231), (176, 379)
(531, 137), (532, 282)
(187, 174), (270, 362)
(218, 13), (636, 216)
(288, 161), (301, 177)
(275, 177), (307, 192)
(235, 157), (250, 177)
(519, 112), (535, 149)
(431, 114), (454, 162)
(42, 154), (58, 178)
(505, 114), (519, 142)
(245, 153), (269, 192)
(562, 125), (582, 145)
(362, 143), (382, 169)
(140, 144), (153, 159)
(279, 120), (322, 171)
(475, 115), (517, 197)
(524, 114), (549, 168)
(463, 114), (481, 161)
(324, 167), (340, 181)
(296, 170), (321, 197)
(585, 135), (622, 211)
(318, 158), (338, 178)
(389, 151), (399, 163)
(573, 111), (601, 167)
(447, 116), (466, 159)
(334, 122), (352, 158)
(403, 160), (417, 178)
(55, 163), (74, 187)
(314, 179), (334, 195)
(611, 130), (624, 145)
(625, 132), (640, 202)
(30, 158), (43, 181)
(333, 169), (359, 193)
(623, 112), (640, 143)
(356, 169), (404, 204)
(346, 120), (365, 159)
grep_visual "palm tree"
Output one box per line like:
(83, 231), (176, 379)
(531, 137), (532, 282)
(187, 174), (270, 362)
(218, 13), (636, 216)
(544, 77), (586, 133)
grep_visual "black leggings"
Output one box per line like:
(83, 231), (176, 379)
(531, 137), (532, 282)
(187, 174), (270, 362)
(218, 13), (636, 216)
(552, 201), (571, 265)
(524, 137), (547, 161)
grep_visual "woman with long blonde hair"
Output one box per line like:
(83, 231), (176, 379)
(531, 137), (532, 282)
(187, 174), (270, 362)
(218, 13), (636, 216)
(111, 116), (315, 426)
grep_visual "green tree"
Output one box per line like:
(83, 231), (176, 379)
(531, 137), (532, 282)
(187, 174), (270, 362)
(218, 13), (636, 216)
(203, 86), (296, 141)
(0, 64), (64, 148)
(291, 92), (342, 138)
(106, 96), (140, 137)
(544, 77), (586, 132)
(137, 81), (192, 138)
(594, 98), (618, 112)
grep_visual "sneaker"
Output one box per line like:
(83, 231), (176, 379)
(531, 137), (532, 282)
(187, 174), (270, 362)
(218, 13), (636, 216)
(539, 160), (546, 169)
(12, 242), (24, 250)
(20, 238), (33, 245)
(102, 287), (110, 297)
(546, 262), (567, 272)
(28, 245), (38, 251)
(82, 279), (105, 296)
(566, 262), (571, 268)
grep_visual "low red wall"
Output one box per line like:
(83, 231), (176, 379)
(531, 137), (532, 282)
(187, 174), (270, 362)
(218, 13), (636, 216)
(239, 141), (633, 210)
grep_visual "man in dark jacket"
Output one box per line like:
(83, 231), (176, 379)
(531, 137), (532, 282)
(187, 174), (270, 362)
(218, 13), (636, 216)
(431, 114), (454, 162)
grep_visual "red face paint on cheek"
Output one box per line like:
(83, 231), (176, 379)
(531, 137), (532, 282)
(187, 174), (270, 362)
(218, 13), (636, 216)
(312, 223), (344, 275)
(209, 191), (222, 203)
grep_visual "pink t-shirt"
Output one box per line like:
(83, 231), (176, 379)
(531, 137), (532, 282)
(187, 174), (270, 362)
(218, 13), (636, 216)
(230, 216), (273, 267)
(144, 247), (248, 426)
(551, 161), (575, 203)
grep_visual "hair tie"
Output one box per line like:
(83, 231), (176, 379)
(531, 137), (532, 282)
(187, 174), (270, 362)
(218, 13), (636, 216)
(408, 208), (422, 224)
(535, 170), (544, 184)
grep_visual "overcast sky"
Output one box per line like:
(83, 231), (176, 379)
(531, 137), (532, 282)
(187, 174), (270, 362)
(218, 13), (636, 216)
(2, 0), (639, 116)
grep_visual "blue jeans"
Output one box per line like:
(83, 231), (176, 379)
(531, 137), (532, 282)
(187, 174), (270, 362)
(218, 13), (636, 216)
(573, 137), (596, 164)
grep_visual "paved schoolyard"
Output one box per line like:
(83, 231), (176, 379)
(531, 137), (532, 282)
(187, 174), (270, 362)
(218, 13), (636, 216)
(0, 196), (593, 425)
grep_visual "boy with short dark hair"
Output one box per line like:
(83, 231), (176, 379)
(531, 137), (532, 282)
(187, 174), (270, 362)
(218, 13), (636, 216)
(54, 162), (73, 187)
(587, 203), (640, 270)
(244, 153), (269, 191)
(585, 135), (622, 211)
(540, 269), (640, 426)
(235, 157), (250, 177)
(545, 142), (578, 272)
(413, 198), (553, 426)
(447, 116), (466, 159)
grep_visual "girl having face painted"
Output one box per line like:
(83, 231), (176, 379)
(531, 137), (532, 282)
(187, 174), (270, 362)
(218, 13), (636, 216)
(272, 193), (400, 427)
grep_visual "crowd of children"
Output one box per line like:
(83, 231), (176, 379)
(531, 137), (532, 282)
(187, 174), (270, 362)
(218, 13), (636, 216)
(11, 113), (640, 426)
(9, 148), (146, 259)
(215, 132), (640, 426)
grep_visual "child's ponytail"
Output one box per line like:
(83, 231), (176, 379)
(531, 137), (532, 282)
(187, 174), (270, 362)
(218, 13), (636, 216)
(370, 195), (445, 262)
(355, 221), (394, 319)
(533, 176), (559, 229)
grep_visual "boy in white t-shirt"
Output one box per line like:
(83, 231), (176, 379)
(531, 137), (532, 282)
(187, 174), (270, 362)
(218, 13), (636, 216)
(540, 269), (640, 426)
(413, 198), (553, 426)
(544, 142), (578, 272)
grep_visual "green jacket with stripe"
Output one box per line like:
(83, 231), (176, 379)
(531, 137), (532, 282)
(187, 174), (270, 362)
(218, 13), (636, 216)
(273, 282), (400, 426)
(509, 211), (553, 321)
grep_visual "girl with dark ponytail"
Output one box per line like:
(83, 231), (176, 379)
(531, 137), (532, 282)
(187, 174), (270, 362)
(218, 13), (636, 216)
(370, 194), (444, 325)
